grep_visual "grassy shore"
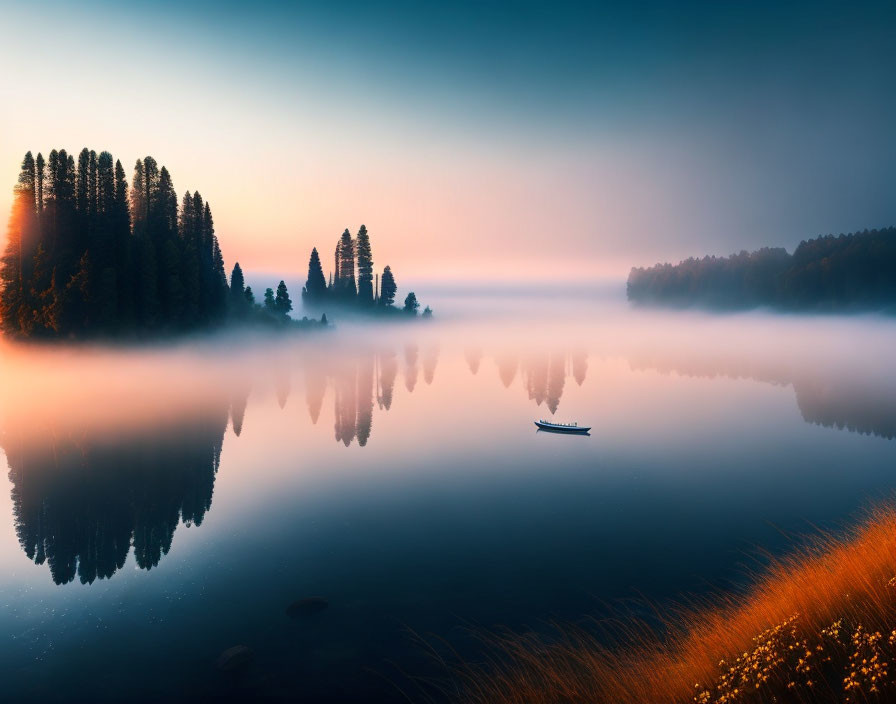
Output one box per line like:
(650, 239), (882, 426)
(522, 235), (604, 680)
(458, 506), (896, 703)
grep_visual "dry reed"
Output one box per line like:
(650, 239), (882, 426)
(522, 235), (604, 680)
(456, 505), (896, 703)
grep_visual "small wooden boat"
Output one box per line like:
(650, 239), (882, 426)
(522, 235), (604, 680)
(534, 419), (591, 434)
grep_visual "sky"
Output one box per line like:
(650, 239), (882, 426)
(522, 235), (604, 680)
(1, 0), (894, 284)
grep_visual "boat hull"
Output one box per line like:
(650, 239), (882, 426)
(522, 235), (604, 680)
(534, 421), (591, 434)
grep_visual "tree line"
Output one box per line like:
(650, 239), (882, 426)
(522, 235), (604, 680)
(225, 260), (308, 326)
(1, 149), (426, 338)
(627, 227), (896, 311)
(301, 225), (432, 317)
(0, 149), (229, 338)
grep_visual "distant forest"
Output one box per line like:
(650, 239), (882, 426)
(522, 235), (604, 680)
(302, 226), (431, 317)
(627, 227), (896, 311)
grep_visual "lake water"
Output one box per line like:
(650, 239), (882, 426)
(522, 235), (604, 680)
(2, 291), (895, 702)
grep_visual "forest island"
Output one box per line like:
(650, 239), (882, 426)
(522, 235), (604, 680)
(0, 149), (429, 340)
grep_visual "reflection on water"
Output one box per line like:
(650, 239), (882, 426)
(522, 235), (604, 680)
(1, 301), (896, 702)
(628, 348), (896, 440)
(3, 320), (896, 587)
(4, 403), (228, 584)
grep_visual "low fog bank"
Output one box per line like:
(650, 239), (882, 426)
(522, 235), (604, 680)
(2, 291), (896, 442)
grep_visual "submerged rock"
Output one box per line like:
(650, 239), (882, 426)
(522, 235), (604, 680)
(216, 645), (254, 672)
(286, 597), (329, 618)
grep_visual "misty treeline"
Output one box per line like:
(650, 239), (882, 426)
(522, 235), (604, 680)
(0, 149), (229, 338)
(0, 149), (323, 340)
(627, 227), (896, 311)
(301, 225), (432, 317)
(226, 261), (307, 326)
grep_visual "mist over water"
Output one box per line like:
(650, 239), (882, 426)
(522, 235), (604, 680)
(1, 289), (895, 701)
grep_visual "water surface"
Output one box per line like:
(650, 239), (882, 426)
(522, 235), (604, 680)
(2, 293), (895, 701)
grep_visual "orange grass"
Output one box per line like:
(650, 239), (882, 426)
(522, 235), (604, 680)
(457, 505), (896, 703)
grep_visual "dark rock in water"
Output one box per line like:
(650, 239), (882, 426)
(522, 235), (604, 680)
(216, 645), (254, 672)
(286, 597), (329, 618)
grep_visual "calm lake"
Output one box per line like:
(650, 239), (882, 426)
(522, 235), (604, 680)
(2, 290), (895, 702)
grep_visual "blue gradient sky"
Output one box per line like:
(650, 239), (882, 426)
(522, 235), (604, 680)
(1, 0), (894, 280)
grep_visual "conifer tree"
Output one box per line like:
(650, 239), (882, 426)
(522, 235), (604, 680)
(303, 247), (327, 302)
(333, 240), (341, 289)
(206, 204), (228, 322)
(403, 292), (419, 315)
(356, 224), (373, 305)
(35, 153), (45, 214)
(338, 228), (356, 299)
(379, 265), (397, 307)
(53, 150), (77, 276)
(153, 166), (181, 324)
(244, 286), (255, 305)
(133, 157), (160, 326)
(230, 262), (245, 300)
(113, 160), (132, 326)
(264, 287), (275, 312)
(93, 152), (118, 329)
(275, 280), (292, 316)
(179, 190), (200, 326)
(130, 159), (146, 229)
(77, 148), (90, 218)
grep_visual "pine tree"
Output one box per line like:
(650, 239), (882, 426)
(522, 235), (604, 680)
(93, 152), (118, 329)
(333, 240), (341, 289)
(275, 280), (292, 316)
(86, 150), (98, 261)
(338, 228), (356, 300)
(50, 150), (77, 281)
(244, 286), (255, 305)
(133, 157), (160, 327)
(113, 160), (132, 327)
(229, 262), (245, 316)
(303, 247), (327, 302)
(263, 287), (275, 312)
(35, 153), (45, 215)
(179, 190), (200, 326)
(130, 159), (146, 230)
(77, 148), (90, 217)
(356, 224), (373, 305)
(207, 204), (227, 323)
(403, 292), (419, 315)
(379, 265), (397, 307)
(151, 166), (181, 325)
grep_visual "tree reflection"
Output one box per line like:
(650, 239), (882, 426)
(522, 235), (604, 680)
(465, 346), (482, 375)
(378, 349), (399, 412)
(572, 348), (588, 386)
(628, 353), (896, 440)
(230, 383), (250, 436)
(490, 348), (591, 413)
(423, 344), (439, 385)
(495, 353), (519, 388)
(5, 404), (228, 585)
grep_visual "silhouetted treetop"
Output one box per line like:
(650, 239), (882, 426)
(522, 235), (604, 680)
(275, 280), (292, 315)
(379, 265), (397, 307)
(300, 227), (429, 319)
(356, 224), (373, 305)
(303, 247), (327, 302)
